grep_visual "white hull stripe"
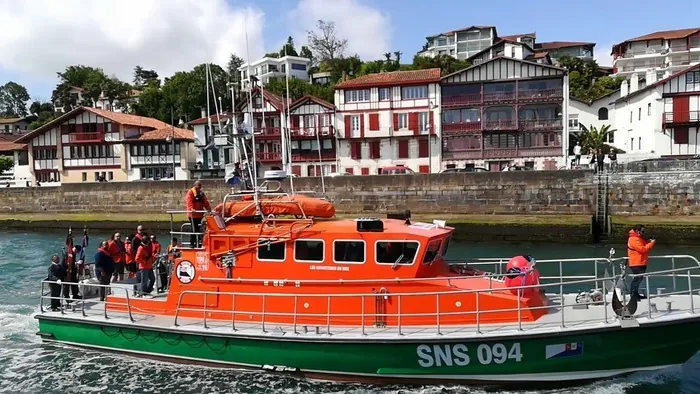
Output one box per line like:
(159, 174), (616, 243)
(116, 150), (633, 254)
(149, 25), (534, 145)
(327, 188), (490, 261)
(43, 339), (678, 382)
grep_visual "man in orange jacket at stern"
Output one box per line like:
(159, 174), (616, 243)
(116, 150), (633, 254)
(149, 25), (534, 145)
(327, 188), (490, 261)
(185, 181), (211, 248)
(627, 225), (656, 299)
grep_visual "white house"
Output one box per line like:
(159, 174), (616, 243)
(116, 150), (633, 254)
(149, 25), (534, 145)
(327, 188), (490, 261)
(613, 63), (700, 160)
(334, 68), (442, 175)
(239, 56), (312, 91)
(419, 26), (498, 60)
(287, 95), (338, 176)
(569, 90), (620, 146)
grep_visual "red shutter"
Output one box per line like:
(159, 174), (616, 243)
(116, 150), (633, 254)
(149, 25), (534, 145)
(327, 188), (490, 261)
(344, 115), (351, 138)
(428, 111), (434, 135)
(351, 141), (362, 159)
(398, 140), (409, 159)
(75, 123), (84, 133)
(308, 165), (315, 176)
(369, 113), (379, 131)
(96, 123), (104, 133)
(292, 115), (300, 128)
(418, 138), (429, 158)
(409, 113), (419, 136)
(393, 113), (399, 131)
(419, 165), (430, 174)
(361, 168), (370, 175)
(360, 114), (365, 138)
(674, 127), (689, 144)
(292, 165), (301, 176)
(331, 165), (337, 173)
(673, 97), (690, 123)
(345, 167), (354, 175)
(370, 141), (381, 159)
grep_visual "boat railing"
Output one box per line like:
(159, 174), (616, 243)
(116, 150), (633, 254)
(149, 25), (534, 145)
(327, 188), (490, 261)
(39, 280), (135, 322)
(166, 210), (209, 248)
(170, 264), (700, 335)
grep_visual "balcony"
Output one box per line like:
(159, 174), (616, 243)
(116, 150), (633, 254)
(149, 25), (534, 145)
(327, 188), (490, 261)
(663, 111), (700, 125)
(483, 92), (516, 103)
(442, 122), (482, 135)
(621, 47), (667, 58)
(517, 89), (563, 101)
(442, 94), (482, 107)
(290, 126), (335, 138)
(257, 152), (282, 162)
(68, 132), (105, 143)
(483, 119), (517, 131)
(443, 146), (561, 160)
(291, 151), (336, 162)
(254, 127), (282, 138)
(519, 119), (562, 130)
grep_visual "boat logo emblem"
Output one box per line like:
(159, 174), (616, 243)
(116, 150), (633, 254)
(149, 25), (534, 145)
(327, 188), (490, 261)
(176, 260), (196, 284)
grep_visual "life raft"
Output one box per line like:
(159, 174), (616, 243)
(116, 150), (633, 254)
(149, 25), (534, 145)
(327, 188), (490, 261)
(214, 194), (336, 218)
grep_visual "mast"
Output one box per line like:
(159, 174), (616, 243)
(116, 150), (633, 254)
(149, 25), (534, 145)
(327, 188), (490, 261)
(205, 61), (213, 168)
(283, 46), (295, 194)
(244, 18), (259, 201)
(207, 63), (226, 164)
(315, 115), (326, 194)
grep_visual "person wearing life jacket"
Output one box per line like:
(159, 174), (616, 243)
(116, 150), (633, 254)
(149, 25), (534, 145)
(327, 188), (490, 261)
(185, 181), (211, 248)
(136, 236), (155, 297)
(151, 235), (162, 256)
(124, 236), (136, 279)
(95, 241), (115, 302)
(627, 225), (656, 299)
(107, 232), (126, 282)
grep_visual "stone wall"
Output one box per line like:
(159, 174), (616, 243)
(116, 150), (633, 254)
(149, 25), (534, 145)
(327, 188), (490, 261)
(0, 170), (699, 216)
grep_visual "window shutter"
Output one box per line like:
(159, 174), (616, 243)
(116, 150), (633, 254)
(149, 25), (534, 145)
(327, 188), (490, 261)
(674, 127), (689, 144)
(291, 115), (300, 128)
(409, 112), (419, 136)
(428, 111), (434, 135)
(360, 114), (365, 138)
(393, 113), (399, 131)
(345, 167), (354, 175)
(398, 140), (409, 159)
(75, 123), (84, 133)
(292, 165), (301, 176)
(361, 168), (369, 175)
(344, 115), (351, 138)
(419, 165), (430, 174)
(96, 123), (104, 133)
(418, 138), (429, 158)
(369, 113), (379, 131)
(370, 141), (381, 159)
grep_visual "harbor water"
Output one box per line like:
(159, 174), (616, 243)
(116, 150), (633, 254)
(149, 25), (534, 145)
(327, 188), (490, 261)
(2, 230), (700, 394)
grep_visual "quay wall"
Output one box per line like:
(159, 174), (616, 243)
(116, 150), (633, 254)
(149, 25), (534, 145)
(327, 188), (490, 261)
(1, 170), (700, 217)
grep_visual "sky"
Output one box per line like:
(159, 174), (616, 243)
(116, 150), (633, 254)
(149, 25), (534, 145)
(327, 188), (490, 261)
(1, 0), (699, 103)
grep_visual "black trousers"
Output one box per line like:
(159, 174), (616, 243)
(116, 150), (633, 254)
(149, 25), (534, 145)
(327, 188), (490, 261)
(190, 217), (202, 247)
(49, 283), (62, 309)
(98, 271), (112, 301)
(62, 275), (80, 302)
(630, 265), (647, 296)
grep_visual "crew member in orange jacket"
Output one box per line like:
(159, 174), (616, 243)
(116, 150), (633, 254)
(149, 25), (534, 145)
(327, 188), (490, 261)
(135, 237), (155, 296)
(627, 225), (656, 299)
(107, 232), (126, 282)
(185, 181), (211, 248)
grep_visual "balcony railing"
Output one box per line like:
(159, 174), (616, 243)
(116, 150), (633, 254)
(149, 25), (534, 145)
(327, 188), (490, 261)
(442, 94), (482, 107)
(443, 146), (561, 160)
(291, 151), (336, 161)
(517, 89), (563, 101)
(254, 127), (282, 138)
(483, 119), (517, 130)
(257, 152), (282, 162)
(442, 122), (482, 134)
(519, 119), (562, 130)
(483, 92), (516, 102)
(663, 111), (700, 124)
(622, 47), (667, 58)
(68, 132), (105, 143)
(290, 126), (335, 138)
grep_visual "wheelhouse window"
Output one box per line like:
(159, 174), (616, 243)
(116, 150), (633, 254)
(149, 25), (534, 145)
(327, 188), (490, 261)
(294, 240), (324, 262)
(422, 240), (443, 264)
(401, 86), (428, 100)
(257, 239), (286, 261)
(333, 240), (365, 264)
(376, 241), (419, 266)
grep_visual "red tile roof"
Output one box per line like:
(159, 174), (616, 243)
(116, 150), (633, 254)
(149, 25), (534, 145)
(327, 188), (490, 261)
(289, 95), (335, 111)
(429, 25), (495, 38)
(126, 127), (194, 142)
(612, 28), (700, 54)
(499, 32), (536, 41)
(530, 52), (549, 59)
(535, 41), (595, 51)
(188, 112), (234, 126)
(335, 69), (441, 89)
(0, 141), (26, 151)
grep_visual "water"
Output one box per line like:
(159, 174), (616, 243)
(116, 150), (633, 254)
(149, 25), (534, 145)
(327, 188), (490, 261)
(1, 231), (700, 394)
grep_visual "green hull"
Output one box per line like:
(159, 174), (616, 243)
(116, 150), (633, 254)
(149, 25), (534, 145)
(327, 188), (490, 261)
(36, 316), (700, 384)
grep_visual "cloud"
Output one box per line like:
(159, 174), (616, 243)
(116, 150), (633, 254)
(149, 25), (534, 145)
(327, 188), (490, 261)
(0, 0), (266, 84)
(594, 42), (615, 67)
(289, 0), (391, 60)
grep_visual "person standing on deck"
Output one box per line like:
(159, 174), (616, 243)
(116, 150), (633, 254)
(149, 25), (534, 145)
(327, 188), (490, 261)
(61, 245), (82, 303)
(608, 148), (618, 173)
(595, 149), (605, 173)
(124, 236), (136, 279)
(573, 143), (582, 166)
(151, 235), (162, 256)
(46, 254), (65, 311)
(185, 181), (211, 248)
(107, 232), (126, 282)
(136, 236), (155, 297)
(94, 241), (115, 302)
(627, 225), (656, 299)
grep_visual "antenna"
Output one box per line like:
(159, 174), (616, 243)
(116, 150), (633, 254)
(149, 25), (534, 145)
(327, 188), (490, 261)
(284, 45), (295, 195)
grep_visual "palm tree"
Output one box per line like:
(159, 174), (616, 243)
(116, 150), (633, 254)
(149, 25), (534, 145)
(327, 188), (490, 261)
(393, 51), (402, 64)
(384, 52), (392, 63)
(578, 124), (610, 154)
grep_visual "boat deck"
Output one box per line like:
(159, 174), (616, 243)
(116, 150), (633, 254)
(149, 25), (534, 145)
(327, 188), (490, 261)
(38, 291), (700, 341)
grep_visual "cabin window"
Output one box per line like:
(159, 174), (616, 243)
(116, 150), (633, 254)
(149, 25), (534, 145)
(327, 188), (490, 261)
(441, 237), (451, 258)
(422, 240), (443, 264)
(294, 240), (324, 263)
(333, 240), (365, 264)
(375, 241), (419, 266)
(257, 239), (286, 261)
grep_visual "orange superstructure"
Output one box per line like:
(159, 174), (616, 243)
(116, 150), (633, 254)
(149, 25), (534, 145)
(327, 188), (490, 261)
(109, 189), (547, 327)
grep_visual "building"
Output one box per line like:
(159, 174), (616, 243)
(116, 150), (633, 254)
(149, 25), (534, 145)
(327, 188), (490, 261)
(0, 117), (33, 134)
(569, 90), (620, 150)
(239, 56), (312, 91)
(612, 28), (700, 80)
(334, 68), (442, 175)
(187, 111), (237, 178)
(469, 39), (542, 66)
(53, 86), (85, 113)
(419, 26), (498, 60)
(440, 56), (569, 171)
(612, 63), (700, 160)
(14, 107), (195, 184)
(534, 42), (595, 65)
(95, 89), (142, 113)
(287, 95), (338, 176)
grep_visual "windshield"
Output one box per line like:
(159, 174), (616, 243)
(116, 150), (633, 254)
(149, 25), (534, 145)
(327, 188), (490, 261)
(422, 239), (443, 264)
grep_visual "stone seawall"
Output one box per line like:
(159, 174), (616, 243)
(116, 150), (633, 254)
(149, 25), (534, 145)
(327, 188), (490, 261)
(0, 170), (698, 217)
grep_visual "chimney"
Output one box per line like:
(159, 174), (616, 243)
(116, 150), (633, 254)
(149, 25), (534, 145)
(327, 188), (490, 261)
(630, 73), (639, 93)
(621, 79), (629, 97)
(342, 70), (348, 82)
(201, 108), (206, 119)
(646, 69), (657, 85)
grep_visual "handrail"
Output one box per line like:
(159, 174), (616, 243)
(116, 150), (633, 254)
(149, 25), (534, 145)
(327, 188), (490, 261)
(39, 280), (135, 322)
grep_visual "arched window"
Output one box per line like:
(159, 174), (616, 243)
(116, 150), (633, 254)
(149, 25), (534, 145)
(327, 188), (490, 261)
(598, 107), (609, 120)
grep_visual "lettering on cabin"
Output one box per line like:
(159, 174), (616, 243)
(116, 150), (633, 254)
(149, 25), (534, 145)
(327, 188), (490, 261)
(196, 252), (209, 271)
(416, 343), (522, 367)
(309, 266), (350, 272)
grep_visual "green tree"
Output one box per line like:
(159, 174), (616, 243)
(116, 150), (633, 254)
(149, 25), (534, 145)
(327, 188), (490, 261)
(319, 55), (363, 82)
(0, 82), (31, 117)
(578, 124), (612, 154)
(557, 56), (624, 101)
(264, 78), (334, 103)
(53, 65), (109, 107)
(133, 66), (159, 88)
(307, 20), (347, 63)
(280, 36), (298, 57)
(0, 156), (13, 174)
(299, 46), (313, 61)
(264, 52), (280, 58)
(27, 100), (56, 129)
(226, 54), (245, 80)
(412, 54), (471, 75)
(359, 60), (384, 76)
(102, 76), (132, 111)
(161, 63), (230, 122)
(131, 84), (166, 120)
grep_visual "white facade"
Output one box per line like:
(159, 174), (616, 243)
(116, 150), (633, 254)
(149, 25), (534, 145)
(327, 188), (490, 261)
(569, 91), (620, 146)
(53, 87), (85, 113)
(613, 66), (700, 161)
(239, 56), (312, 91)
(420, 26), (497, 60)
(287, 97), (338, 177)
(335, 71), (442, 174)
